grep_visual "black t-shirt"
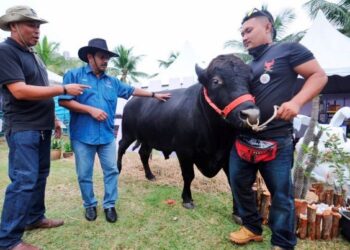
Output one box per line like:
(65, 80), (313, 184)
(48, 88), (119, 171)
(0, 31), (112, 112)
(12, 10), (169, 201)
(0, 38), (55, 132)
(248, 42), (314, 137)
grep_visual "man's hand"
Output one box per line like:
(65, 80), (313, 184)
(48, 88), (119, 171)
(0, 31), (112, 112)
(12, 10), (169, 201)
(89, 107), (108, 121)
(154, 93), (171, 102)
(276, 101), (301, 121)
(54, 119), (62, 138)
(64, 84), (91, 96)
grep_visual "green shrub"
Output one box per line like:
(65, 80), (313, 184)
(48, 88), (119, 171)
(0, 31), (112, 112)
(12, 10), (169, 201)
(51, 138), (62, 150)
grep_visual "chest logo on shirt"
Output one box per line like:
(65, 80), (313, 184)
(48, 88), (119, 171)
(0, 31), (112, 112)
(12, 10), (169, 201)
(105, 80), (113, 89)
(259, 59), (275, 84)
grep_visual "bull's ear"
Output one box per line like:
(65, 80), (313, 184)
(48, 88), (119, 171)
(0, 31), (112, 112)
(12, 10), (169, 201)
(195, 64), (207, 85)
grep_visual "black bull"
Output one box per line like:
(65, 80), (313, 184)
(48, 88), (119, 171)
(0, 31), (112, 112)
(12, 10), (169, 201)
(118, 54), (260, 209)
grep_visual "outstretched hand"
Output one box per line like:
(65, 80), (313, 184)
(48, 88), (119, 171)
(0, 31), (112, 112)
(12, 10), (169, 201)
(154, 93), (171, 102)
(65, 84), (91, 96)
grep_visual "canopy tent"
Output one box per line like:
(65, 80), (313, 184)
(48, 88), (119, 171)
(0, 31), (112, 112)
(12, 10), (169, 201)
(300, 10), (350, 77)
(295, 10), (350, 94)
(146, 41), (204, 91)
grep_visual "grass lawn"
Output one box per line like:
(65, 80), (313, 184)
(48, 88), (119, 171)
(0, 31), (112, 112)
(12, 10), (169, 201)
(0, 137), (349, 249)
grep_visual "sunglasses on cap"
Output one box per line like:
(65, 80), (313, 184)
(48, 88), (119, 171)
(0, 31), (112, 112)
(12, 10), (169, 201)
(242, 8), (275, 25)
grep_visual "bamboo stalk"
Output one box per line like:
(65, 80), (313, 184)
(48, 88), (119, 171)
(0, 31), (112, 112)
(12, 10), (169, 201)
(331, 212), (341, 238)
(315, 211), (323, 240)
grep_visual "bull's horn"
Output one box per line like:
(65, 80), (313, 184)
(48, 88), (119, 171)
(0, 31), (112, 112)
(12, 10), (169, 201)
(195, 64), (205, 77)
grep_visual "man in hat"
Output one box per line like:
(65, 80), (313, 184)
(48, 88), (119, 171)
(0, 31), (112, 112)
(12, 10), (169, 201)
(228, 8), (327, 249)
(59, 38), (170, 223)
(0, 5), (88, 250)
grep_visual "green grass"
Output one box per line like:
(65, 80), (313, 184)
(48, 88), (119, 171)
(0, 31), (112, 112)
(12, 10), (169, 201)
(0, 138), (349, 249)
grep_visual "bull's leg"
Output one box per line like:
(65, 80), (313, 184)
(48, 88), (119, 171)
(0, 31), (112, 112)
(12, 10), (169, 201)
(117, 136), (134, 173)
(177, 155), (195, 209)
(139, 144), (156, 181)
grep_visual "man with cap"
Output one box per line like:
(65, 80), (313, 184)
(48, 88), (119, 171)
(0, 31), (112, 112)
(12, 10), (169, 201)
(228, 8), (327, 249)
(0, 5), (88, 250)
(59, 38), (170, 223)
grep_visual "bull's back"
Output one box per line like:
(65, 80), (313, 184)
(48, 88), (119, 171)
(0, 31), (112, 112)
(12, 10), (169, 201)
(122, 85), (201, 149)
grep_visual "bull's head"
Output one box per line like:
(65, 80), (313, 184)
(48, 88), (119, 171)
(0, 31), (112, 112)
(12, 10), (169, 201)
(196, 54), (260, 129)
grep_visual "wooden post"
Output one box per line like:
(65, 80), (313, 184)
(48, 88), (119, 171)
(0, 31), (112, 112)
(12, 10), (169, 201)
(307, 204), (317, 240)
(333, 193), (344, 207)
(331, 212), (341, 238)
(324, 189), (334, 206)
(311, 183), (324, 197)
(322, 210), (333, 240)
(295, 199), (307, 230)
(315, 211), (323, 240)
(298, 214), (308, 239)
(260, 191), (271, 225)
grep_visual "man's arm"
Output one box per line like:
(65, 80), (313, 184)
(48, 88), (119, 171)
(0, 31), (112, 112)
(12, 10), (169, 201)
(132, 88), (171, 102)
(59, 100), (107, 121)
(6, 81), (89, 100)
(277, 59), (328, 121)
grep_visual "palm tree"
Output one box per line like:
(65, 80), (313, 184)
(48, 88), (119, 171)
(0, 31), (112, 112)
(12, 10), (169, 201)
(35, 36), (60, 66)
(303, 0), (350, 36)
(109, 45), (148, 83)
(158, 51), (180, 69)
(224, 6), (304, 62)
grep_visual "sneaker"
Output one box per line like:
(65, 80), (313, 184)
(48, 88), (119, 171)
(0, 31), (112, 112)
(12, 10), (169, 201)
(229, 226), (263, 244)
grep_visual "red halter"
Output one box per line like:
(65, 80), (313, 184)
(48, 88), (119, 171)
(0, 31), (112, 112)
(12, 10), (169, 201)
(203, 88), (255, 118)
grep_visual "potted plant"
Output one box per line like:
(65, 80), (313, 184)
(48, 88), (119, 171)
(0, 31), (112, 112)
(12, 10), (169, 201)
(63, 140), (74, 158)
(50, 138), (62, 160)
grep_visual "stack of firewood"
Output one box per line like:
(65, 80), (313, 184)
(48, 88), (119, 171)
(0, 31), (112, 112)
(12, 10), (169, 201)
(252, 177), (350, 240)
(294, 182), (350, 240)
(295, 199), (342, 240)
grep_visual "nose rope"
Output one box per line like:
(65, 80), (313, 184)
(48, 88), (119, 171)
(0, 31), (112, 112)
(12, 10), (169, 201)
(246, 105), (279, 131)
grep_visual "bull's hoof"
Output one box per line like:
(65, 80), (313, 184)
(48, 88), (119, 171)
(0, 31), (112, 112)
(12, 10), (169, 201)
(146, 175), (156, 181)
(182, 201), (195, 209)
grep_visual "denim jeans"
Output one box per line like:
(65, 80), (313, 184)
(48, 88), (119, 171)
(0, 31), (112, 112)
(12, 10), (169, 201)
(0, 130), (51, 249)
(72, 139), (119, 209)
(229, 135), (296, 249)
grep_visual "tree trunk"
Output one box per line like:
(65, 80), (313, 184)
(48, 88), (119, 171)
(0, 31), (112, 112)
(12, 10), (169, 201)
(294, 96), (320, 198)
(300, 129), (323, 198)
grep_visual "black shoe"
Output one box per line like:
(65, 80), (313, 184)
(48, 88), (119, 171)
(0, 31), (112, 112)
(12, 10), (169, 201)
(104, 207), (117, 223)
(85, 206), (97, 221)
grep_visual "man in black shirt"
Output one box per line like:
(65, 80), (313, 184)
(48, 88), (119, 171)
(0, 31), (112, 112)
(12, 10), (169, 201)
(228, 9), (327, 250)
(0, 5), (87, 250)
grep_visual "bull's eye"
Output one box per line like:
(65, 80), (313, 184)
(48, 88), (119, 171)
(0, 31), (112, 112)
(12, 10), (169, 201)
(211, 78), (223, 85)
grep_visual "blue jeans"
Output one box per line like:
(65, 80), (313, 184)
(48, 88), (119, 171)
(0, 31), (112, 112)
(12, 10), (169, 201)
(229, 135), (296, 249)
(0, 130), (51, 249)
(72, 139), (119, 209)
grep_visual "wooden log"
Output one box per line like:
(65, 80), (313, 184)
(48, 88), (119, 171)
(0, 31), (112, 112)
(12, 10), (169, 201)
(311, 183), (324, 196)
(315, 211), (323, 240)
(260, 191), (271, 225)
(298, 214), (308, 239)
(324, 189), (334, 206)
(322, 210), (333, 240)
(294, 199), (307, 230)
(333, 193), (344, 207)
(307, 204), (317, 240)
(331, 212), (341, 238)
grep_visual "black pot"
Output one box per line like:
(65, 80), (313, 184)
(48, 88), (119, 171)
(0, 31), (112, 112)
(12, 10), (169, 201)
(340, 209), (350, 241)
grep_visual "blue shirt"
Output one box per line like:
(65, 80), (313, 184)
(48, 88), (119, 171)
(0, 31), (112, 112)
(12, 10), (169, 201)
(59, 65), (134, 145)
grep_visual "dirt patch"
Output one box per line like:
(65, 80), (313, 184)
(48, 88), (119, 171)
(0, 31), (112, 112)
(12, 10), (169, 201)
(119, 151), (231, 194)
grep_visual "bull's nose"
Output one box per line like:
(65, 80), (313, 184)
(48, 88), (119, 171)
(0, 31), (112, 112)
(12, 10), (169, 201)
(240, 108), (260, 124)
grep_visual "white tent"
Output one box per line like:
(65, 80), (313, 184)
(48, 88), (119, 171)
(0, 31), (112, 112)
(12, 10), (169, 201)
(300, 10), (350, 76)
(147, 41), (205, 91)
